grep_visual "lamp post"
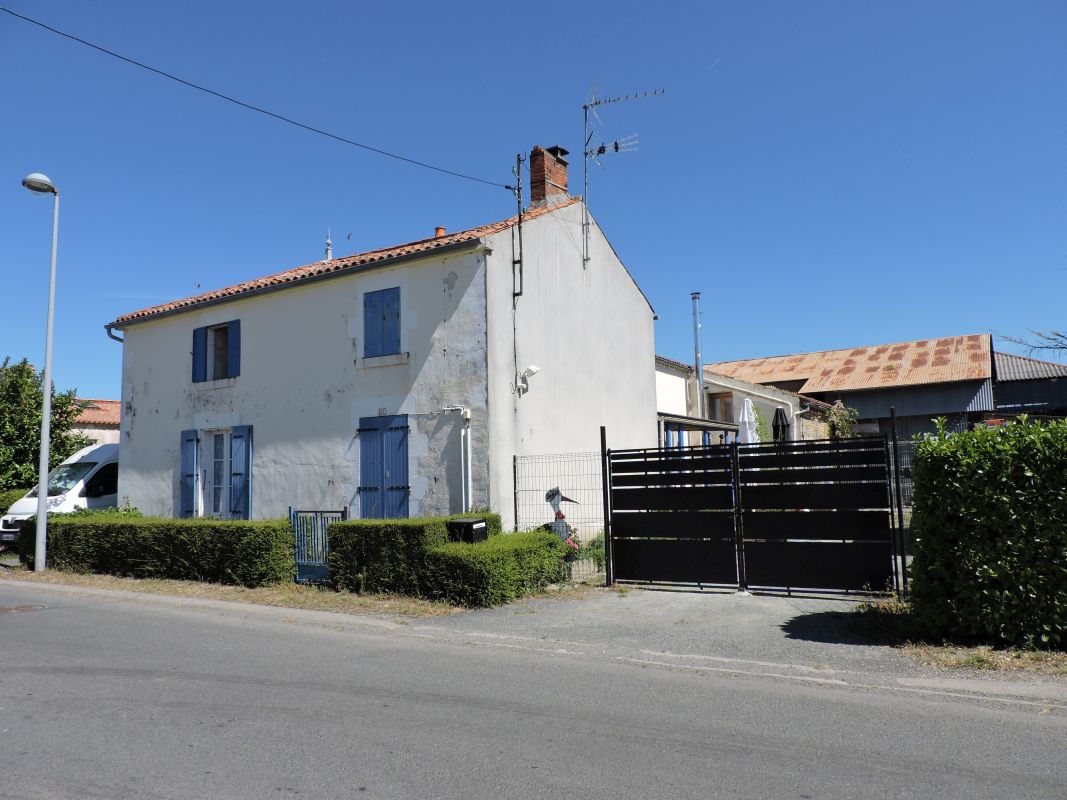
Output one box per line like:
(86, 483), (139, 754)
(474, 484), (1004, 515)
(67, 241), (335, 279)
(22, 172), (59, 573)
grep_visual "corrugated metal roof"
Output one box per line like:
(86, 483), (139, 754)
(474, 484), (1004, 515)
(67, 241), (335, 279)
(109, 198), (580, 327)
(995, 351), (1067, 382)
(76, 399), (120, 427)
(707, 334), (992, 393)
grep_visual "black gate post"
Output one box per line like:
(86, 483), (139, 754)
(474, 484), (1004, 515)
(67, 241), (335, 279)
(890, 407), (908, 594)
(730, 441), (747, 591)
(600, 425), (614, 587)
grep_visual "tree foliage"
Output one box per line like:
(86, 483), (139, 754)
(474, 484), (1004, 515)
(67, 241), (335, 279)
(0, 357), (92, 491)
(826, 400), (859, 439)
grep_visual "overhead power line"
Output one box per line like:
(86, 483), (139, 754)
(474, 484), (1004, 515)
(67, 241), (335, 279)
(0, 6), (509, 190)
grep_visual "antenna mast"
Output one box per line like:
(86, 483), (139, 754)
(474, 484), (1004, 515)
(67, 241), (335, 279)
(582, 88), (664, 264)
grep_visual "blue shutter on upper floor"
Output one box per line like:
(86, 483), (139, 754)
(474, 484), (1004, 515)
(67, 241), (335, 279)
(364, 291), (384, 358)
(229, 425), (252, 519)
(179, 429), (198, 517)
(227, 320), (241, 378)
(192, 327), (208, 382)
(382, 287), (400, 356)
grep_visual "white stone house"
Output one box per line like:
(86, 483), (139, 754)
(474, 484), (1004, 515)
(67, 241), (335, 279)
(105, 146), (657, 529)
(73, 399), (121, 445)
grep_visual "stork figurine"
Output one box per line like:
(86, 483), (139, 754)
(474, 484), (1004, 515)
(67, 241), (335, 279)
(545, 486), (581, 555)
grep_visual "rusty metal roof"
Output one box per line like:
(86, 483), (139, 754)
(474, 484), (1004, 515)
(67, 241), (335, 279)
(707, 334), (992, 393)
(109, 198), (580, 328)
(995, 351), (1067, 382)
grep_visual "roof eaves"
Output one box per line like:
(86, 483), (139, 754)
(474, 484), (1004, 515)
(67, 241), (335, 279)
(108, 237), (487, 330)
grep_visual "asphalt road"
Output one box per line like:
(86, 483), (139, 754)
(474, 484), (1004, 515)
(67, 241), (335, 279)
(1, 581), (1064, 800)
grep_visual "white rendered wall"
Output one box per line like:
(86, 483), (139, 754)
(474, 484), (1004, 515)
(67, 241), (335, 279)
(484, 202), (658, 531)
(655, 367), (691, 416)
(117, 247), (490, 519)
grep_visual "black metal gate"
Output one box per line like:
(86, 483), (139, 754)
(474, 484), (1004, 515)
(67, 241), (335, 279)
(605, 437), (899, 594)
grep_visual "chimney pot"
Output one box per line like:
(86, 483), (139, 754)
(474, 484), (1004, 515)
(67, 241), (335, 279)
(435, 226), (446, 238)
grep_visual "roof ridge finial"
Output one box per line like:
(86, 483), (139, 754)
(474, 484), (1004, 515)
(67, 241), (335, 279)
(323, 227), (332, 262)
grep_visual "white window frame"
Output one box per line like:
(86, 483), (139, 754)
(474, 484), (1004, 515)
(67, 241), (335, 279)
(200, 428), (232, 519)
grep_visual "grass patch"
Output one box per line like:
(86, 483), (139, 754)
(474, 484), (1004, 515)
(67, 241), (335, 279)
(851, 595), (1067, 675)
(0, 565), (456, 618)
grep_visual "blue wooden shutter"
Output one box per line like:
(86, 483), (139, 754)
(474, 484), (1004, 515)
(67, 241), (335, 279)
(382, 288), (400, 356)
(383, 415), (409, 518)
(229, 425), (252, 519)
(192, 327), (208, 382)
(179, 429), (198, 517)
(359, 419), (384, 518)
(364, 291), (384, 357)
(227, 320), (241, 378)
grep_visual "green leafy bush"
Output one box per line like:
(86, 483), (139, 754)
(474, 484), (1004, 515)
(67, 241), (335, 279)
(17, 514), (294, 587)
(0, 487), (29, 515)
(328, 513), (503, 595)
(910, 418), (1067, 649)
(423, 532), (568, 607)
(328, 518), (450, 594)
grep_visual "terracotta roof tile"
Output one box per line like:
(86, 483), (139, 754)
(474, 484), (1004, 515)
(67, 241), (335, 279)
(76, 399), (120, 427)
(109, 198), (579, 327)
(707, 334), (992, 393)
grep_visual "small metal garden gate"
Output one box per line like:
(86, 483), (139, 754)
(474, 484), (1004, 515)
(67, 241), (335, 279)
(290, 507), (347, 584)
(605, 437), (901, 594)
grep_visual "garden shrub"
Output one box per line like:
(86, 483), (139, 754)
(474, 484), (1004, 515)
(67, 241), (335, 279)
(328, 518), (451, 594)
(0, 487), (29, 515)
(328, 513), (503, 595)
(910, 418), (1067, 649)
(423, 531), (568, 607)
(17, 514), (294, 587)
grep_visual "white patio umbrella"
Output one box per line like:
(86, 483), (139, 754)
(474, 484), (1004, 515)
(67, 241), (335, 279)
(738, 398), (760, 444)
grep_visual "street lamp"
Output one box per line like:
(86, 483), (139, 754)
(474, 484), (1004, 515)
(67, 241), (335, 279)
(22, 172), (59, 573)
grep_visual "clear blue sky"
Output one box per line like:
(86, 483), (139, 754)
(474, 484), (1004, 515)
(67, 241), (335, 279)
(3, 1), (1064, 400)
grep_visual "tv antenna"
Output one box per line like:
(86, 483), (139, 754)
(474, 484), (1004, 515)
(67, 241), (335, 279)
(582, 88), (664, 264)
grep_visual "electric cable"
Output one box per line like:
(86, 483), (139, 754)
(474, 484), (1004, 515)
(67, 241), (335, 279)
(0, 6), (510, 190)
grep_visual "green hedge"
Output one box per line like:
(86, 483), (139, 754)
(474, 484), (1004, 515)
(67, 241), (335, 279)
(0, 487), (29, 515)
(327, 512), (503, 595)
(424, 532), (568, 607)
(910, 419), (1067, 649)
(17, 514), (294, 587)
(328, 517), (449, 595)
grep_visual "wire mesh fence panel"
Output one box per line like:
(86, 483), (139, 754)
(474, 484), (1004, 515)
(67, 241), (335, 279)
(888, 439), (917, 512)
(514, 452), (605, 535)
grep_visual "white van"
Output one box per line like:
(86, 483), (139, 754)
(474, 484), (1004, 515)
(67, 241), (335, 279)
(0, 443), (119, 543)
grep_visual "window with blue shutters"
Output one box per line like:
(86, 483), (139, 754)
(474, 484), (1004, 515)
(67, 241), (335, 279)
(363, 288), (400, 357)
(178, 425), (252, 519)
(192, 320), (241, 382)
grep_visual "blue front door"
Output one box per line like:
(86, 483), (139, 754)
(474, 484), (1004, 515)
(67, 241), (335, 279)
(359, 415), (409, 519)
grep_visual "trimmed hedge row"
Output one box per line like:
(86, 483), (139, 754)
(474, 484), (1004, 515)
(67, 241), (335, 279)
(17, 514), (294, 587)
(327, 512), (504, 595)
(910, 419), (1067, 649)
(424, 532), (568, 607)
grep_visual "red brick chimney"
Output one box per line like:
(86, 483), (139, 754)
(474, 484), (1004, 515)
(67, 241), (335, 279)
(529, 145), (569, 205)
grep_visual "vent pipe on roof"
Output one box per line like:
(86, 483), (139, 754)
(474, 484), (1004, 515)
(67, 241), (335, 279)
(435, 226), (446, 238)
(692, 292), (705, 420)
